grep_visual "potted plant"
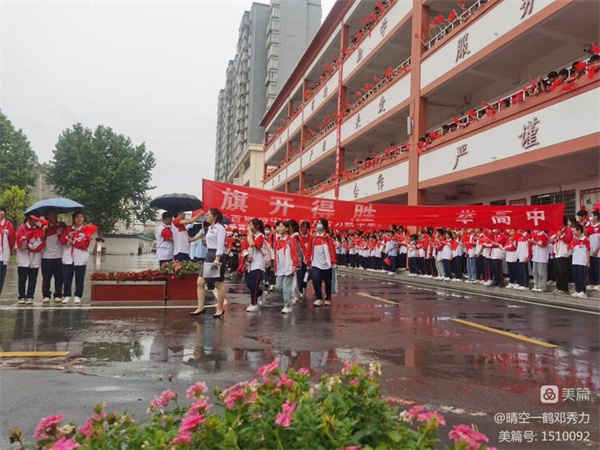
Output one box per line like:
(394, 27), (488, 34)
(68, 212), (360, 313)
(161, 260), (203, 301)
(91, 270), (167, 302)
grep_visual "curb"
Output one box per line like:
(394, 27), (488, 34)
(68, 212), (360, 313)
(338, 267), (600, 313)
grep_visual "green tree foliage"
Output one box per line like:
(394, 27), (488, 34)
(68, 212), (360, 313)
(0, 185), (29, 227)
(47, 124), (156, 234)
(0, 110), (37, 192)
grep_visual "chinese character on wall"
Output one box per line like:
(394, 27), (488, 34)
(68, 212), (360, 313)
(378, 96), (387, 114)
(520, 0), (534, 19)
(355, 113), (362, 130)
(456, 33), (470, 62)
(353, 183), (360, 199)
(377, 174), (385, 191)
(452, 144), (468, 170)
(323, 85), (328, 98)
(518, 117), (540, 149)
(380, 18), (388, 37)
(357, 47), (364, 64)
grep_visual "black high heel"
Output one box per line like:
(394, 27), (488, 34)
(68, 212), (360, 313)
(189, 309), (206, 316)
(213, 310), (225, 319)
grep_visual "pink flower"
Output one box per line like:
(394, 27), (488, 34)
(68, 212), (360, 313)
(224, 389), (246, 409)
(149, 389), (177, 412)
(78, 419), (93, 438)
(257, 358), (280, 377)
(186, 381), (208, 399)
(342, 360), (358, 374)
(449, 424), (490, 450)
(277, 374), (294, 388)
(50, 437), (80, 450)
(407, 406), (426, 420)
(188, 397), (212, 415)
(417, 411), (446, 426)
(350, 377), (359, 385)
(171, 430), (193, 446)
(275, 400), (297, 428)
(34, 414), (64, 439)
(346, 447), (361, 450)
(180, 413), (205, 432)
(297, 367), (310, 375)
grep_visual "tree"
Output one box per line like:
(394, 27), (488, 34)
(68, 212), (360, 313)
(0, 185), (29, 227)
(47, 124), (156, 235)
(0, 110), (38, 192)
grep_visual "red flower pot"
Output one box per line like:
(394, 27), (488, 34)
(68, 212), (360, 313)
(91, 281), (166, 302)
(166, 274), (198, 301)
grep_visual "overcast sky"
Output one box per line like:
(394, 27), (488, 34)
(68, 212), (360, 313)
(0, 0), (335, 198)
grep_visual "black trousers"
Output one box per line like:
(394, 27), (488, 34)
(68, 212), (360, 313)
(42, 258), (64, 299)
(476, 256), (484, 280)
(0, 263), (7, 296)
(296, 263), (308, 294)
(554, 257), (571, 292)
(517, 261), (529, 287)
(63, 264), (86, 298)
(312, 267), (332, 301)
(173, 253), (190, 261)
(229, 253), (240, 272)
(18, 267), (39, 299)
(491, 259), (503, 287)
(573, 265), (586, 293)
(453, 256), (463, 279)
(245, 269), (263, 305)
(399, 253), (407, 269)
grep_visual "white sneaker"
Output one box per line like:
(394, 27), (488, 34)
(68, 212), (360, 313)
(594, 286), (600, 292)
(586, 285), (594, 291)
(444, 277), (451, 281)
(571, 292), (579, 297)
(270, 285), (277, 292)
(313, 300), (323, 307)
(246, 304), (259, 312)
(74, 297), (81, 305)
(324, 300), (331, 306)
(18, 299), (26, 305)
(258, 291), (267, 305)
(576, 292), (587, 298)
(281, 306), (293, 314)
(26, 299), (34, 305)
(62, 297), (71, 305)
(515, 286), (527, 291)
(42, 297), (50, 304)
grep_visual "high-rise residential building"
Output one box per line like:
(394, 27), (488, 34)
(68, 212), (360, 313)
(214, 1), (322, 186)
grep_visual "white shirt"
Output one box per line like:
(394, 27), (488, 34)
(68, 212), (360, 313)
(155, 223), (175, 261)
(62, 226), (91, 266)
(571, 238), (590, 266)
(42, 223), (66, 259)
(172, 220), (191, 256)
(248, 232), (266, 272)
(532, 232), (549, 263)
(205, 223), (226, 256)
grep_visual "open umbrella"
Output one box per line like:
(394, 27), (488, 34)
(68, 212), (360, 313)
(25, 198), (84, 217)
(149, 193), (202, 212)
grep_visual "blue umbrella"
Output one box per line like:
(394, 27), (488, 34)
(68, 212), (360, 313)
(25, 198), (84, 217)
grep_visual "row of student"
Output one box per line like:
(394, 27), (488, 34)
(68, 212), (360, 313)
(333, 211), (599, 298)
(0, 208), (96, 305)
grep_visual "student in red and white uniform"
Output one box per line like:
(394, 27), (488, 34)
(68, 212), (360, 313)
(480, 231), (494, 285)
(274, 220), (299, 314)
(289, 220), (305, 304)
(172, 210), (204, 261)
(0, 206), (16, 297)
(552, 217), (573, 294)
(297, 220), (312, 297)
(529, 229), (549, 292)
(307, 218), (336, 307)
(450, 231), (464, 281)
(568, 224), (590, 298)
(586, 209), (600, 291)
(155, 212), (175, 266)
(60, 211), (96, 305)
(503, 230), (519, 288)
(16, 215), (45, 305)
(433, 230), (445, 280)
(244, 219), (267, 312)
(488, 229), (506, 288)
(515, 230), (532, 290)
(265, 221), (281, 290)
(41, 209), (68, 304)
(397, 229), (408, 270)
(465, 230), (477, 282)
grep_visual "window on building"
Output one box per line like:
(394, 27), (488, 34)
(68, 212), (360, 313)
(270, 17), (280, 31)
(531, 190), (575, 217)
(490, 199), (507, 205)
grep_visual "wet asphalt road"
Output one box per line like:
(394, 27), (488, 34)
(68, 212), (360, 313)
(0, 255), (599, 449)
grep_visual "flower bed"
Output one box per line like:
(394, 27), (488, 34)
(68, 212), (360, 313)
(16, 361), (496, 449)
(90, 262), (203, 302)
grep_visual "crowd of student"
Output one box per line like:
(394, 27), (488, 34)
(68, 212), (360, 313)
(334, 207), (600, 298)
(0, 207), (97, 306)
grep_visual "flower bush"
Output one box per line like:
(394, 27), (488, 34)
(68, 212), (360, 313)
(20, 361), (496, 449)
(90, 261), (202, 282)
(90, 269), (167, 282)
(160, 260), (203, 278)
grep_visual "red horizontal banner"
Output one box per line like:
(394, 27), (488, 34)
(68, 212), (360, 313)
(202, 180), (564, 231)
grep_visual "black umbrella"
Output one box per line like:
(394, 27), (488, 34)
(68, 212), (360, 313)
(149, 193), (202, 212)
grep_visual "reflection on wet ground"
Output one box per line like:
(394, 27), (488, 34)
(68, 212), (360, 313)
(1, 256), (599, 448)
